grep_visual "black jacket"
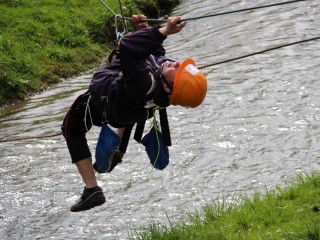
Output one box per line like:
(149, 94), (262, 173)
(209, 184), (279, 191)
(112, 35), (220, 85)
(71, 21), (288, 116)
(89, 26), (173, 127)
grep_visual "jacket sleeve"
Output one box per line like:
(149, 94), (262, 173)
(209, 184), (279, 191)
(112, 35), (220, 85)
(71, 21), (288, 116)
(119, 26), (167, 82)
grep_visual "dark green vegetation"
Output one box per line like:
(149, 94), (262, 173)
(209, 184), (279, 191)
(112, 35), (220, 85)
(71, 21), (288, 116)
(131, 173), (320, 240)
(0, 0), (179, 107)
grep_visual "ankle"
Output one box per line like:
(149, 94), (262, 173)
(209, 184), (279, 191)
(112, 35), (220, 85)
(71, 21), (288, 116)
(85, 185), (98, 190)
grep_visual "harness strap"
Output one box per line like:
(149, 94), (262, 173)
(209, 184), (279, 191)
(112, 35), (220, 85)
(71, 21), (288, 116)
(159, 109), (171, 146)
(132, 108), (171, 146)
(134, 121), (146, 143)
(118, 124), (134, 153)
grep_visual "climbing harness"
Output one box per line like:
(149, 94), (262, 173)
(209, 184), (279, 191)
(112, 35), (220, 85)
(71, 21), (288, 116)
(0, 0), (318, 143)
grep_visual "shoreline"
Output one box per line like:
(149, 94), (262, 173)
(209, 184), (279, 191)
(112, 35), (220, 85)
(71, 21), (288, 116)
(130, 172), (320, 239)
(0, 0), (180, 108)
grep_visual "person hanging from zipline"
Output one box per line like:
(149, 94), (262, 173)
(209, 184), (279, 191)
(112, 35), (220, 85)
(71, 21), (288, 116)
(61, 15), (207, 212)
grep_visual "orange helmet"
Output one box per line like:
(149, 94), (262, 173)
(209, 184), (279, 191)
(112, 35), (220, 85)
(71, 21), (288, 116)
(169, 58), (207, 108)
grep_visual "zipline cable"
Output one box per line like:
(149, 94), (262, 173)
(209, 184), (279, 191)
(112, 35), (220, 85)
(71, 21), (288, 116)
(0, 132), (62, 143)
(198, 36), (320, 69)
(98, 0), (306, 23)
(179, 0), (306, 22)
(98, 0), (118, 16)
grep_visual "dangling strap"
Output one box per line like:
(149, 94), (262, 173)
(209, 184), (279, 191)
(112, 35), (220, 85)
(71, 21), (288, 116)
(116, 109), (171, 150)
(133, 109), (171, 146)
(118, 124), (134, 153)
(134, 121), (145, 143)
(134, 108), (149, 142)
(159, 108), (171, 146)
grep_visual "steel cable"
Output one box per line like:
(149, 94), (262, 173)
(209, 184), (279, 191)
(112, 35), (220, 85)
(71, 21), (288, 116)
(99, 0), (307, 23)
(198, 36), (320, 69)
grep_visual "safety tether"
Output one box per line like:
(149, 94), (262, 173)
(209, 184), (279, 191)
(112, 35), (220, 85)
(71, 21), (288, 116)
(108, 0), (130, 63)
(117, 0), (127, 33)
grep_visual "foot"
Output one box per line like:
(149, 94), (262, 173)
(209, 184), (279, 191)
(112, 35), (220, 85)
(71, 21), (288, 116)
(70, 186), (106, 212)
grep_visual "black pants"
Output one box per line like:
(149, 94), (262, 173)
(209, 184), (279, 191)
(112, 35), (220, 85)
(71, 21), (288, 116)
(61, 92), (102, 163)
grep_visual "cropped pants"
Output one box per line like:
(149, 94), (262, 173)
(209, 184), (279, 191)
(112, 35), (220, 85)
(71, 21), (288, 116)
(61, 92), (102, 163)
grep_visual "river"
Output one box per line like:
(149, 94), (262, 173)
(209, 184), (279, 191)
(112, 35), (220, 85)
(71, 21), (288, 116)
(1, 0), (319, 239)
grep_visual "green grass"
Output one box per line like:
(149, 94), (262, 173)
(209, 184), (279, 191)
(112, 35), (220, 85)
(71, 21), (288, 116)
(0, 0), (114, 105)
(0, 0), (179, 106)
(130, 173), (320, 240)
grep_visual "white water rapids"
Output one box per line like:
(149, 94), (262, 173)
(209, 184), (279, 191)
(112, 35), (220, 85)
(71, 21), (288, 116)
(1, 0), (319, 239)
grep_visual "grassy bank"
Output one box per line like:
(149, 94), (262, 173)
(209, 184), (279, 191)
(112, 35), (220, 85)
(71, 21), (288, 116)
(0, 0), (179, 107)
(130, 173), (320, 240)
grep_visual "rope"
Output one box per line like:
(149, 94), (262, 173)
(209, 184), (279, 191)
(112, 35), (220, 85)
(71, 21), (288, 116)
(147, 110), (161, 178)
(198, 36), (320, 69)
(117, 0), (128, 33)
(99, 0), (306, 23)
(84, 94), (93, 132)
(0, 132), (62, 143)
(179, 0), (306, 22)
(98, 0), (118, 16)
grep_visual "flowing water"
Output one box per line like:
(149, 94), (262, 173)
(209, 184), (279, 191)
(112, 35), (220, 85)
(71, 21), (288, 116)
(1, 0), (320, 239)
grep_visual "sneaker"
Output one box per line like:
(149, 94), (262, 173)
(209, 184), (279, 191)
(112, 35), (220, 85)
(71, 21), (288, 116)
(70, 186), (106, 212)
(107, 150), (124, 173)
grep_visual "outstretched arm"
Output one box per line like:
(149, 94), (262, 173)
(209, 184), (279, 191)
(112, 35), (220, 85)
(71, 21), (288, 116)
(159, 16), (187, 36)
(119, 16), (187, 82)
